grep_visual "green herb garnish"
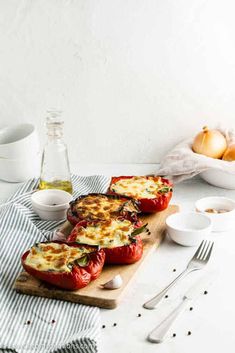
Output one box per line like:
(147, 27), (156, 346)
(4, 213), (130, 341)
(75, 254), (90, 267)
(130, 223), (148, 237)
(158, 186), (172, 194)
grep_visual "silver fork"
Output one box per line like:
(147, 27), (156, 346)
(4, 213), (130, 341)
(143, 240), (214, 309)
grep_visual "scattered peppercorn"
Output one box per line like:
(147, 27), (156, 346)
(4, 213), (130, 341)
(113, 323), (117, 327)
(173, 269), (176, 272)
(102, 325), (106, 329)
(137, 313), (141, 317)
(172, 333), (176, 337)
(51, 320), (56, 324)
(187, 331), (192, 336)
(204, 290), (208, 295)
(26, 320), (31, 325)
(165, 295), (168, 298)
(189, 307), (193, 311)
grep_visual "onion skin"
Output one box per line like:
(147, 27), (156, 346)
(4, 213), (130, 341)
(192, 126), (227, 159)
(222, 144), (235, 161)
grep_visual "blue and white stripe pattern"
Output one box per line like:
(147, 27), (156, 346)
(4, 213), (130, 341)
(0, 175), (111, 353)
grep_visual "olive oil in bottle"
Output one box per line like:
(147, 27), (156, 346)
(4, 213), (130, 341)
(39, 110), (73, 194)
(38, 180), (72, 194)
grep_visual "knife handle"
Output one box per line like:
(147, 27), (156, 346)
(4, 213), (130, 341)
(147, 299), (189, 343)
(143, 268), (192, 309)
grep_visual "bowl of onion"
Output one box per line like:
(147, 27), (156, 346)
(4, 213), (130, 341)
(192, 126), (235, 189)
(200, 169), (235, 190)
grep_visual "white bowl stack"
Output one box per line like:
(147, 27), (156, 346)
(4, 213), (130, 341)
(0, 123), (41, 182)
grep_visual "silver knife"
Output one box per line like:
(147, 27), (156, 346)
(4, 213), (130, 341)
(147, 272), (215, 343)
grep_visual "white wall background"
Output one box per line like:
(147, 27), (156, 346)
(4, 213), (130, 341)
(0, 0), (235, 164)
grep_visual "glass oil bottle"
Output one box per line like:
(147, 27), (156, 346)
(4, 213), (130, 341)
(39, 110), (73, 194)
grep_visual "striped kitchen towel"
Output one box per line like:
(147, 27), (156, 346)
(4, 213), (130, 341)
(0, 175), (111, 353)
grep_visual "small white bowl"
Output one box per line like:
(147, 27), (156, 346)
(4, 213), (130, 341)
(31, 189), (73, 221)
(195, 196), (235, 232)
(166, 212), (212, 247)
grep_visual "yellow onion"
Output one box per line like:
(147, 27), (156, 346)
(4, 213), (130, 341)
(192, 126), (227, 159)
(222, 144), (235, 161)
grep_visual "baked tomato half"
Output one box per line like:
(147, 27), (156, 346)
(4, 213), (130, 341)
(67, 193), (141, 226)
(21, 241), (105, 290)
(108, 176), (173, 213)
(67, 219), (147, 265)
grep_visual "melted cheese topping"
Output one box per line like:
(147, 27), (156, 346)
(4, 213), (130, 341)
(74, 219), (134, 248)
(25, 243), (90, 273)
(111, 177), (168, 199)
(74, 194), (126, 221)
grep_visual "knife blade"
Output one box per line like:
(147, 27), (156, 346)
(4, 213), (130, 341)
(147, 271), (216, 343)
(183, 271), (216, 300)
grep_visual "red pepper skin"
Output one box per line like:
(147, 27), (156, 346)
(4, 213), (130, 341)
(108, 176), (173, 213)
(84, 248), (106, 279)
(67, 208), (80, 226)
(21, 242), (105, 291)
(104, 236), (143, 264)
(67, 221), (144, 265)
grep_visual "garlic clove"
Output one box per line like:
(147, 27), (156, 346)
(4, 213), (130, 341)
(101, 274), (123, 290)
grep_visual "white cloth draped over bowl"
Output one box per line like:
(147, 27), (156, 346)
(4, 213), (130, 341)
(157, 134), (235, 184)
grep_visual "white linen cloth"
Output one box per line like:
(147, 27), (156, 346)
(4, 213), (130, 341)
(158, 129), (235, 183)
(0, 175), (111, 353)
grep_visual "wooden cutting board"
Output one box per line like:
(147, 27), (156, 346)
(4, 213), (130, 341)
(14, 205), (179, 309)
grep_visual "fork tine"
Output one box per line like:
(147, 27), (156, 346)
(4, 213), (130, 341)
(204, 241), (214, 262)
(198, 240), (209, 259)
(192, 240), (206, 259)
(197, 240), (209, 259)
(201, 241), (211, 260)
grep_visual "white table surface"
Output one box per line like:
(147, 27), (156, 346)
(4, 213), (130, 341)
(1, 163), (235, 353)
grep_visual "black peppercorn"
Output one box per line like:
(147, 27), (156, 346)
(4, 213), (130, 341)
(51, 319), (56, 324)
(173, 269), (176, 272)
(164, 295), (168, 298)
(102, 325), (106, 329)
(26, 320), (31, 325)
(173, 333), (176, 337)
(204, 290), (208, 295)
(113, 323), (117, 327)
(189, 307), (193, 311)
(188, 331), (192, 335)
(137, 313), (141, 317)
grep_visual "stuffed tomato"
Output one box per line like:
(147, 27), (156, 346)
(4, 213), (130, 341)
(21, 241), (105, 290)
(108, 176), (173, 213)
(67, 219), (147, 265)
(67, 193), (140, 226)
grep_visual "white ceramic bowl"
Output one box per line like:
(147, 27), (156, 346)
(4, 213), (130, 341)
(195, 196), (235, 232)
(31, 189), (73, 221)
(0, 152), (41, 182)
(0, 123), (40, 159)
(166, 212), (212, 246)
(200, 169), (235, 190)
